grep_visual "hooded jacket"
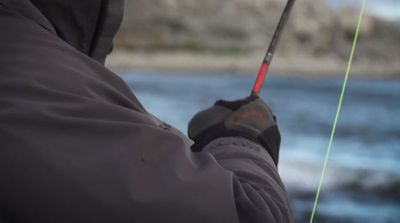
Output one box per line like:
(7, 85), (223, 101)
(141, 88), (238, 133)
(0, 0), (293, 222)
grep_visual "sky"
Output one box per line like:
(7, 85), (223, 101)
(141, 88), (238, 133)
(327, 0), (400, 21)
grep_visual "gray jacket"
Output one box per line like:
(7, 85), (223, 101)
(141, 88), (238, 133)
(0, 0), (293, 222)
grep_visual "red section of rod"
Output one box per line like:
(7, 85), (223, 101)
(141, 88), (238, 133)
(249, 0), (295, 96)
(251, 62), (269, 96)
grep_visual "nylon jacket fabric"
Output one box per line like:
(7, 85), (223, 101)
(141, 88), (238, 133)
(0, 1), (293, 222)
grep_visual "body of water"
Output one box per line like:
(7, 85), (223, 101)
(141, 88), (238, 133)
(119, 70), (400, 223)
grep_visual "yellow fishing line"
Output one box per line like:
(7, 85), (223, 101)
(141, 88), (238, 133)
(309, 1), (367, 222)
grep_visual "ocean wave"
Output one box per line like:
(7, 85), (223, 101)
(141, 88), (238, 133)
(280, 160), (400, 199)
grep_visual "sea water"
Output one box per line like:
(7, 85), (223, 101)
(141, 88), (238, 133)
(119, 70), (400, 223)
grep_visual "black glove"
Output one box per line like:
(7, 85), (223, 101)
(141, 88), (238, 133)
(188, 96), (281, 165)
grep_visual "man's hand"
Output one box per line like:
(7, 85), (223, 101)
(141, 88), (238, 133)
(188, 96), (281, 165)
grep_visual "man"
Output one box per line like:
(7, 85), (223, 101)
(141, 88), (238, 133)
(0, 0), (293, 222)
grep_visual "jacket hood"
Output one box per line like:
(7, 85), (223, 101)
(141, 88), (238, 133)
(0, 0), (124, 64)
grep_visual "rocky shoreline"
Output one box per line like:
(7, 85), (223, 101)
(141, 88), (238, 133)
(109, 0), (400, 78)
(106, 49), (400, 78)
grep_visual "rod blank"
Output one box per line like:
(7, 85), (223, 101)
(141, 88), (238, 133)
(251, 0), (296, 96)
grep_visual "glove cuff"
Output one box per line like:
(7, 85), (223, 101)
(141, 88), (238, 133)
(191, 123), (228, 152)
(258, 125), (281, 165)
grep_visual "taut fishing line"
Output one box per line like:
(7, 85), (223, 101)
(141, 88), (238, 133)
(309, 1), (368, 222)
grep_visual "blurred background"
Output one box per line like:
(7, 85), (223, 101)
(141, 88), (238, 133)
(107, 0), (400, 222)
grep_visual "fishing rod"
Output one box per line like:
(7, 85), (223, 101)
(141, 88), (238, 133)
(251, 0), (296, 96)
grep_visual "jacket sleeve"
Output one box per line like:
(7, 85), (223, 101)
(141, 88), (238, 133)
(203, 137), (294, 223)
(1, 101), (293, 223)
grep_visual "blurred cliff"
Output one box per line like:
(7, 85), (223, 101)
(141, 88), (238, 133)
(107, 0), (400, 77)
